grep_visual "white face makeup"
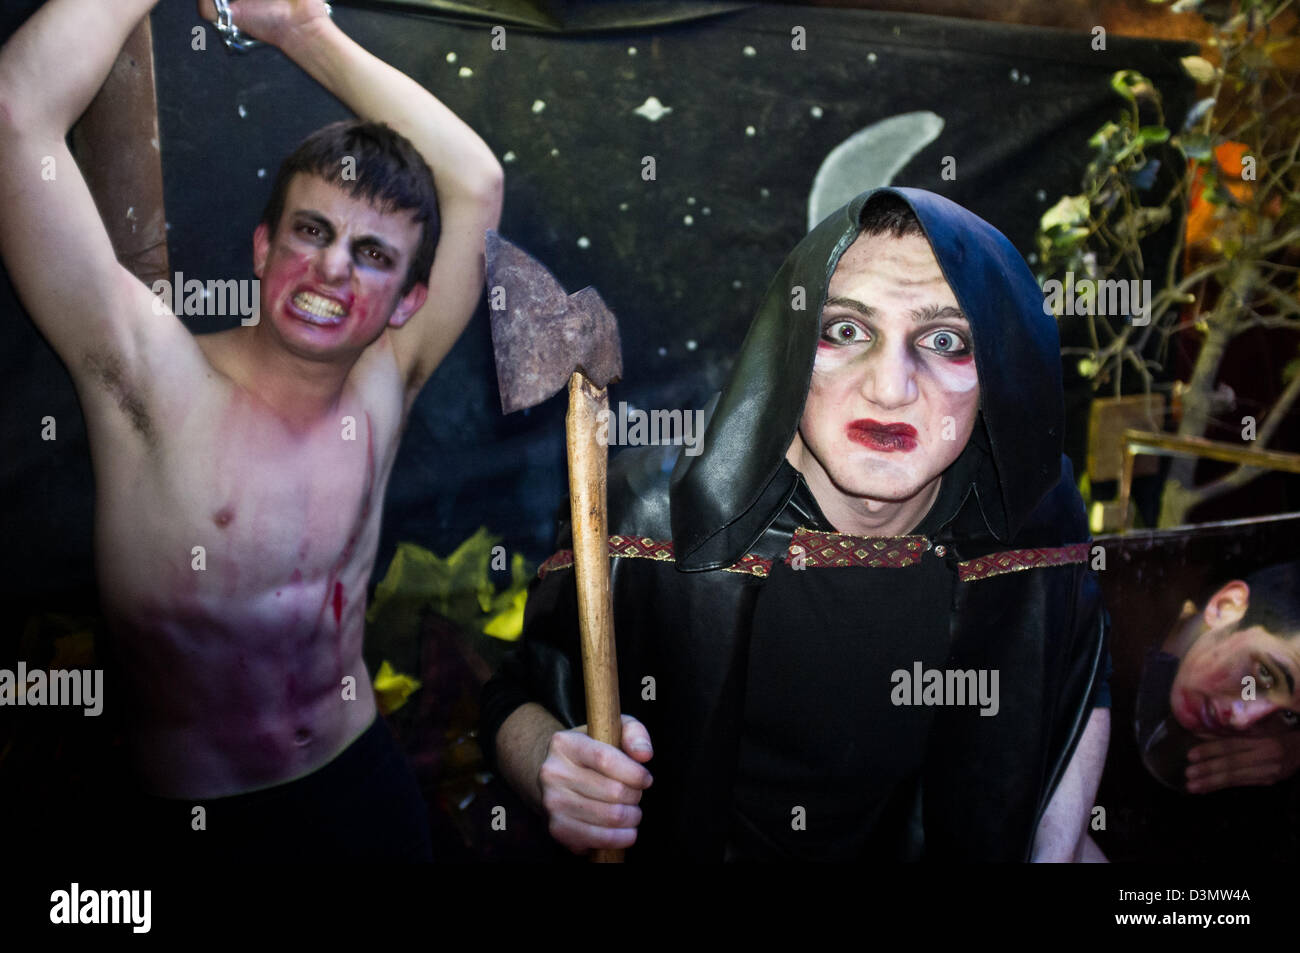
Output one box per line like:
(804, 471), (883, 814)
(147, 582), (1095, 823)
(923, 352), (980, 394)
(788, 230), (980, 528)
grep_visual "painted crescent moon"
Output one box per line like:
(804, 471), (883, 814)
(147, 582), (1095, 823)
(808, 111), (945, 232)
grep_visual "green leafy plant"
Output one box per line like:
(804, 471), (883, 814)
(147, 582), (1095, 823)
(1037, 0), (1300, 527)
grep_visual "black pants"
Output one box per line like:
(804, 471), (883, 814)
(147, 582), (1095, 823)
(124, 717), (433, 863)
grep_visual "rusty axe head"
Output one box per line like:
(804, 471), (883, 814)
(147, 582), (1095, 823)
(485, 230), (623, 414)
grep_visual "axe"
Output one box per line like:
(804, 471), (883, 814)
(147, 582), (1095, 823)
(485, 231), (626, 863)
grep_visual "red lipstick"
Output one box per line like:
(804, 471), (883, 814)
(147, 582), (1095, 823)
(846, 419), (917, 452)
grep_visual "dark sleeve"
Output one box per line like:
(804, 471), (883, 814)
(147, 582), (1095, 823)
(480, 444), (672, 773)
(478, 558), (588, 774)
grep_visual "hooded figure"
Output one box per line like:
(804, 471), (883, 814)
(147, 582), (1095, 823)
(482, 187), (1109, 861)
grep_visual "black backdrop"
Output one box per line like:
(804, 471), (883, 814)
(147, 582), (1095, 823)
(0, 1), (1195, 611)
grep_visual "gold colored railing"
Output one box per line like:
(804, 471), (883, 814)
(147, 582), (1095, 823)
(1117, 430), (1300, 533)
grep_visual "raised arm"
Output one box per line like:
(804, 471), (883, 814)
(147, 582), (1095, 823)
(0, 0), (195, 407)
(202, 1), (504, 403)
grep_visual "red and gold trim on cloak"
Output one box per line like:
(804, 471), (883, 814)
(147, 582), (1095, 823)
(537, 529), (1090, 582)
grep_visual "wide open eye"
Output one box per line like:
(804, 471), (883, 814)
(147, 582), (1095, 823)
(918, 328), (971, 357)
(822, 320), (868, 345)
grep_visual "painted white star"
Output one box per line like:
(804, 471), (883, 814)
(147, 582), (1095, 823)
(633, 96), (672, 122)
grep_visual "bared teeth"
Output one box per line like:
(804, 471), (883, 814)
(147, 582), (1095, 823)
(293, 291), (346, 319)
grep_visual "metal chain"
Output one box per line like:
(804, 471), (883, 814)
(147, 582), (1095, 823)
(211, 0), (334, 54)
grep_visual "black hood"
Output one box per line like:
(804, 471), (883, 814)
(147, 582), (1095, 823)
(670, 187), (1064, 571)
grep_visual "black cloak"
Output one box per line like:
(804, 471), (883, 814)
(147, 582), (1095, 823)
(482, 187), (1108, 861)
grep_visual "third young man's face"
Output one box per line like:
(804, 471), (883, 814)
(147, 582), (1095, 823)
(793, 231), (980, 508)
(1171, 613), (1300, 738)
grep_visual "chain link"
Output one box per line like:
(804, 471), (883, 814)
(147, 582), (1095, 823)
(211, 1), (334, 54)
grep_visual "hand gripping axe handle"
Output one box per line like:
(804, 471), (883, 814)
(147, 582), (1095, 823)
(485, 231), (625, 863)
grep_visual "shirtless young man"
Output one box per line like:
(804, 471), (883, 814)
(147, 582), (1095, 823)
(0, 0), (502, 860)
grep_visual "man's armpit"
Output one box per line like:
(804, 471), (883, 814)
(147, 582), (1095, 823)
(82, 349), (156, 448)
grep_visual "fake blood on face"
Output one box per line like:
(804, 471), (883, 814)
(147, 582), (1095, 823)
(262, 242), (388, 348)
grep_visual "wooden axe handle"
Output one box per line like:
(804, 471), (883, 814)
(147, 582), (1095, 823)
(565, 371), (624, 864)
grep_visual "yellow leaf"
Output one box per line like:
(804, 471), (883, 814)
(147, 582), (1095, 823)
(373, 660), (421, 715)
(483, 589), (527, 642)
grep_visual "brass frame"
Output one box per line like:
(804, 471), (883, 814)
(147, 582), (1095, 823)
(1117, 429), (1300, 533)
